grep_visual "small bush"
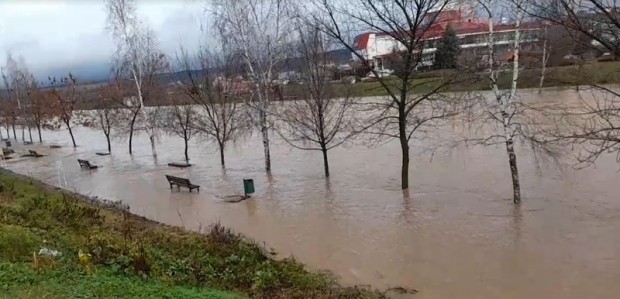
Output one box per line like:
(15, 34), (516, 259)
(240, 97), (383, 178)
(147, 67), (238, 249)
(0, 224), (40, 261)
(48, 194), (103, 228)
(207, 222), (239, 245)
(87, 232), (125, 264)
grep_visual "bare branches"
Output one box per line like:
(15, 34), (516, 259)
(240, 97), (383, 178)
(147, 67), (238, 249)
(516, 1), (620, 169)
(542, 87), (620, 167)
(274, 24), (358, 176)
(174, 46), (249, 167)
(85, 82), (126, 153)
(467, 0), (561, 203)
(106, 0), (168, 155)
(520, 0), (620, 56)
(47, 74), (80, 147)
(210, 0), (293, 171)
(162, 96), (198, 162)
(306, 0), (474, 189)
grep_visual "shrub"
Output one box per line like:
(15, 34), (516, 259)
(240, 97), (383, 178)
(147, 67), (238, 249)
(0, 224), (40, 262)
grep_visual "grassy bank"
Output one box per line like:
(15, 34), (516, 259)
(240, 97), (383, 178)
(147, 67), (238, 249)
(283, 61), (620, 99)
(0, 170), (386, 298)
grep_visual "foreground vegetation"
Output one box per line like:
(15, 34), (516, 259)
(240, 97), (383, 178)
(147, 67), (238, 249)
(0, 170), (385, 298)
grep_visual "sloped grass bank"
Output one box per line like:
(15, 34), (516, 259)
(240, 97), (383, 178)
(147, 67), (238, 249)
(0, 170), (385, 298)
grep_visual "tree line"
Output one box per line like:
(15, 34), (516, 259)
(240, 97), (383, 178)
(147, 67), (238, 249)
(1, 0), (618, 205)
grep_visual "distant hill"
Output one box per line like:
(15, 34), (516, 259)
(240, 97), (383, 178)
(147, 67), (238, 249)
(38, 62), (111, 86)
(31, 48), (354, 87)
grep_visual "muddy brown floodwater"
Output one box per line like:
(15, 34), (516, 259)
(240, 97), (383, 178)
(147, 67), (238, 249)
(4, 89), (620, 298)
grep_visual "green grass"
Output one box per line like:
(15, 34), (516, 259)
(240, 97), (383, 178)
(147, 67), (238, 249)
(281, 61), (620, 99)
(0, 170), (385, 299)
(0, 263), (240, 299)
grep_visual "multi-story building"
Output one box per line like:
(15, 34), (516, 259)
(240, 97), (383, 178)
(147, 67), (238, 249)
(352, 4), (545, 74)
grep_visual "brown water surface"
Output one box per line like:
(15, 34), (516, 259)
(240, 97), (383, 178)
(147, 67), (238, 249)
(4, 89), (620, 298)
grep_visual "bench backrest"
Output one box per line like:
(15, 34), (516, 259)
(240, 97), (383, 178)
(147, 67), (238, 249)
(78, 159), (90, 167)
(166, 175), (190, 185)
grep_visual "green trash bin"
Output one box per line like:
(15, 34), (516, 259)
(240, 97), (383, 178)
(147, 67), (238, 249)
(243, 179), (255, 196)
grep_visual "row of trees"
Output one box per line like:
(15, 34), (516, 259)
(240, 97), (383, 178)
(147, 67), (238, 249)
(206, 0), (620, 203)
(2, 0), (618, 205)
(0, 55), (83, 147)
(99, 0), (360, 176)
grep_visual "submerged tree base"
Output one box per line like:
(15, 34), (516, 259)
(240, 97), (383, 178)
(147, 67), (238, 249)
(0, 170), (386, 299)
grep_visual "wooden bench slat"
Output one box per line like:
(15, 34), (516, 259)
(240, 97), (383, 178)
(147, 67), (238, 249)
(28, 150), (43, 157)
(165, 175), (200, 192)
(78, 159), (98, 169)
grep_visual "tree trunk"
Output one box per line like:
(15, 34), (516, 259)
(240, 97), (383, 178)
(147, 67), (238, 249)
(150, 134), (157, 157)
(505, 138), (521, 203)
(128, 128), (134, 154)
(507, 8), (522, 203)
(67, 124), (76, 148)
(260, 109), (271, 172)
(5, 127), (9, 139)
(398, 104), (409, 190)
(218, 142), (226, 167)
(11, 124), (16, 140)
(321, 147), (330, 178)
(36, 123), (42, 143)
(538, 39), (548, 94)
(28, 126), (32, 142)
(128, 112), (138, 154)
(183, 136), (189, 162)
(106, 134), (111, 153)
(400, 138), (410, 190)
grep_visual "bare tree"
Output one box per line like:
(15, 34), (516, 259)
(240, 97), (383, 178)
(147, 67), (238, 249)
(105, 67), (143, 154)
(0, 91), (6, 140)
(6, 60), (48, 143)
(0, 96), (18, 140)
(1, 54), (24, 140)
(523, 0), (620, 58)
(24, 77), (46, 143)
(538, 24), (552, 93)
(523, 0), (620, 167)
(308, 0), (473, 189)
(106, 0), (168, 156)
(176, 48), (248, 167)
(211, 0), (292, 172)
(162, 96), (197, 163)
(88, 82), (125, 153)
(475, 0), (526, 203)
(469, 0), (562, 203)
(525, 2), (574, 94)
(0, 75), (11, 140)
(547, 87), (620, 166)
(47, 74), (79, 148)
(275, 24), (357, 177)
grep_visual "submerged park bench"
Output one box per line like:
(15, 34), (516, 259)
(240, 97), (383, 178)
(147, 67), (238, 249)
(28, 150), (44, 157)
(78, 159), (98, 169)
(165, 175), (200, 192)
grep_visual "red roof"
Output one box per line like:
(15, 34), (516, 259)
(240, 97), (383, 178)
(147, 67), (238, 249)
(353, 10), (545, 50)
(354, 33), (371, 50)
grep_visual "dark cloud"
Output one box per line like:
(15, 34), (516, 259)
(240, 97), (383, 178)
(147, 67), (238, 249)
(0, 0), (203, 81)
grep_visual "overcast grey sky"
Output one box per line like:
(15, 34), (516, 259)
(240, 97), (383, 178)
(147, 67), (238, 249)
(0, 0), (206, 78)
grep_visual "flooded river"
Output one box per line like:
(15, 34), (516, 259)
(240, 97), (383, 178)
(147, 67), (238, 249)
(4, 89), (620, 298)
